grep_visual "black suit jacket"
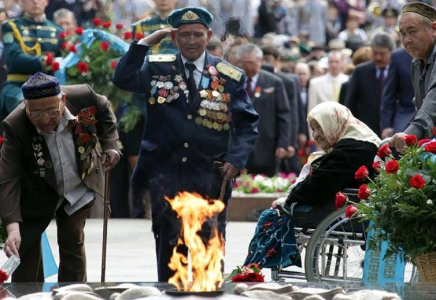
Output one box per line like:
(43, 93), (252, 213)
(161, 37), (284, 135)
(248, 70), (291, 166)
(344, 61), (382, 136)
(380, 48), (416, 133)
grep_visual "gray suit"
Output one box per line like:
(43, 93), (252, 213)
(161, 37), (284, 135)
(405, 42), (436, 139)
(246, 70), (291, 176)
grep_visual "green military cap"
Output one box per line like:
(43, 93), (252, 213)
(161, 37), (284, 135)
(167, 7), (213, 29)
(401, 2), (436, 21)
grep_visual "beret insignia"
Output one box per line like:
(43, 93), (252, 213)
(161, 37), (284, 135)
(181, 11), (199, 21)
(148, 54), (177, 63)
(216, 62), (242, 82)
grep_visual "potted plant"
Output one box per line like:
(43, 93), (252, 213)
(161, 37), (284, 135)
(340, 135), (436, 282)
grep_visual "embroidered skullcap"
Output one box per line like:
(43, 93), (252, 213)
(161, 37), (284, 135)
(168, 7), (213, 29)
(401, 2), (436, 22)
(22, 72), (61, 100)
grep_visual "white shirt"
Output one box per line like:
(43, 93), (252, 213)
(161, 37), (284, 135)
(181, 51), (206, 88)
(39, 107), (95, 215)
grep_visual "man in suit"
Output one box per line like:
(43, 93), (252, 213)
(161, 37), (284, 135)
(0, 72), (120, 282)
(307, 51), (348, 114)
(391, 3), (436, 151)
(112, 7), (259, 281)
(380, 47), (415, 139)
(236, 43), (291, 177)
(261, 45), (302, 174)
(345, 32), (395, 137)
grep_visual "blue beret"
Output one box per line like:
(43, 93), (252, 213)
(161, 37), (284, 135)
(168, 7), (213, 29)
(22, 72), (61, 100)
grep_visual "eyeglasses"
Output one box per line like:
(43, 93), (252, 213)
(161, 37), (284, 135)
(26, 102), (61, 120)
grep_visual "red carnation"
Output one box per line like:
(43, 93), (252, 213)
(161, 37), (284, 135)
(75, 27), (84, 35)
(358, 184), (370, 200)
(135, 32), (144, 40)
(111, 61), (117, 69)
(69, 44), (77, 53)
(385, 160), (399, 174)
(403, 135), (417, 146)
(335, 192), (347, 209)
(100, 41), (110, 51)
(345, 205), (358, 219)
(59, 31), (69, 39)
(0, 135), (3, 147)
(45, 52), (53, 66)
(77, 61), (89, 73)
(355, 165), (369, 181)
(410, 174), (425, 189)
(0, 270), (8, 283)
(377, 143), (392, 159)
(372, 161), (382, 173)
(246, 272), (265, 282)
(92, 18), (102, 26)
(60, 42), (68, 50)
(115, 23), (123, 30)
(51, 62), (60, 73)
(433, 127), (436, 136)
(123, 31), (133, 40)
(231, 274), (247, 282)
(425, 141), (436, 154)
(418, 139), (432, 147)
(103, 21), (111, 28)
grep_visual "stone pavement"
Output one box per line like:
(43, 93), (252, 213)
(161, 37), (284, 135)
(0, 219), (287, 283)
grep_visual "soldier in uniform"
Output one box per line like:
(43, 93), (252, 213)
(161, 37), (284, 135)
(0, 0), (62, 132)
(112, 7), (259, 281)
(372, 8), (400, 47)
(132, 0), (179, 55)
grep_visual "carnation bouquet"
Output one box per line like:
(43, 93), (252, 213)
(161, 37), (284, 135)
(56, 19), (141, 131)
(341, 135), (436, 263)
(226, 263), (265, 282)
(233, 172), (297, 194)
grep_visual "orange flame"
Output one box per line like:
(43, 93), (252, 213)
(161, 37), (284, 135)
(166, 192), (225, 291)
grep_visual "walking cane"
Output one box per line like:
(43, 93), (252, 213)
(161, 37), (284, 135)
(101, 167), (111, 282)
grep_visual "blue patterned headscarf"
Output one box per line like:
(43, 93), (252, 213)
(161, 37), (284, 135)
(243, 208), (301, 268)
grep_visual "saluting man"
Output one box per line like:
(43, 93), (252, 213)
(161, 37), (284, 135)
(0, 0), (62, 129)
(112, 7), (259, 282)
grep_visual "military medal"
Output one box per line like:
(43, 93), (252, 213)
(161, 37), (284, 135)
(157, 96), (166, 104)
(45, 161), (53, 169)
(208, 66), (218, 76)
(254, 87), (262, 98)
(218, 85), (224, 92)
(199, 108), (207, 116)
(195, 117), (203, 125)
(223, 123), (230, 131)
(148, 97), (156, 105)
(212, 90), (220, 98)
(78, 146), (85, 153)
(199, 90), (208, 98)
(37, 158), (45, 166)
(174, 74), (183, 82)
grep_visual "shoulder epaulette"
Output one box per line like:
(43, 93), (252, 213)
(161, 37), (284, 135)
(216, 62), (242, 82)
(148, 54), (176, 62)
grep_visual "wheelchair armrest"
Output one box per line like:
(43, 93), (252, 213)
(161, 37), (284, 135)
(343, 188), (358, 196)
(276, 203), (297, 223)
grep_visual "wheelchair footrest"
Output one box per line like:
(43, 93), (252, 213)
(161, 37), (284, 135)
(274, 269), (307, 280)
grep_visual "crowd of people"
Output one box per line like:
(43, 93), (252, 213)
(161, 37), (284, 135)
(1, 0), (436, 284)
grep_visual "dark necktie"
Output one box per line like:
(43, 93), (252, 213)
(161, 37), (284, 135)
(246, 77), (253, 98)
(185, 62), (197, 101)
(379, 68), (386, 96)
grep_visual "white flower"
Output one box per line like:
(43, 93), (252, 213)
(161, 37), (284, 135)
(427, 199), (433, 205)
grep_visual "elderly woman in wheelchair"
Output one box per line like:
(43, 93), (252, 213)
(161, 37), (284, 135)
(243, 102), (381, 282)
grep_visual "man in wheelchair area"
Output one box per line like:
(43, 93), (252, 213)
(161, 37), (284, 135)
(243, 102), (381, 269)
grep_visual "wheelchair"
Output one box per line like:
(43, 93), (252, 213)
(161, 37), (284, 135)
(272, 188), (368, 283)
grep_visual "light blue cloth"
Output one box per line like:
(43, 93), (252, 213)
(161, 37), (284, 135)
(55, 29), (129, 85)
(42, 231), (58, 278)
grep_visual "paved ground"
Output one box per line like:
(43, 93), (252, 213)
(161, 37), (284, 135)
(0, 219), (290, 283)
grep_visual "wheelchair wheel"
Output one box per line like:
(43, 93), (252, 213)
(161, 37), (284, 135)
(305, 206), (367, 282)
